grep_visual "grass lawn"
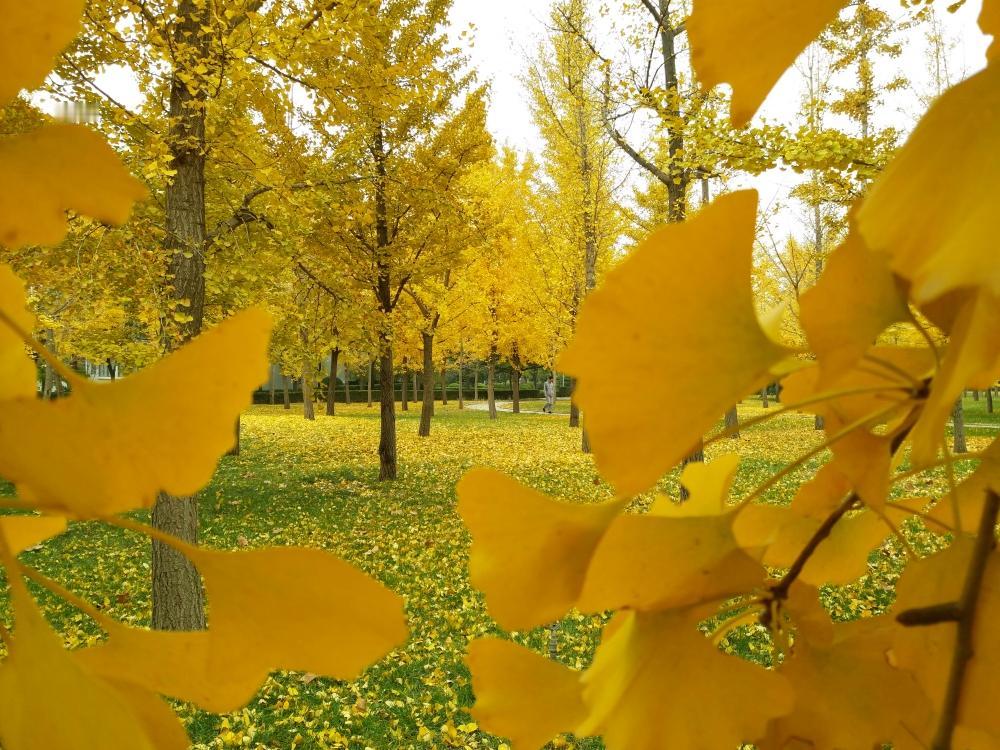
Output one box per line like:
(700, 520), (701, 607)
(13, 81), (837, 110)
(1, 393), (994, 749)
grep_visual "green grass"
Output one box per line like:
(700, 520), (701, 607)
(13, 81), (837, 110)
(0, 394), (992, 749)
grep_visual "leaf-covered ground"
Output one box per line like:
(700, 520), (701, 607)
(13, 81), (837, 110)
(1, 394), (995, 749)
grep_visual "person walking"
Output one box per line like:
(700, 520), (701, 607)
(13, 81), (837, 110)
(543, 375), (556, 414)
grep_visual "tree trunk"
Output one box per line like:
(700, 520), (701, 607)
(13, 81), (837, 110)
(972, 389), (980, 401)
(269, 367), (275, 404)
(474, 365), (479, 401)
(401, 369), (408, 411)
(725, 406), (741, 439)
(582, 423), (591, 454)
(569, 376), (580, 428)
(512, 369), (521, 414)
(326, 348), (339, 417)
(487, 350), (498, 420)
(458, 363), (465, 409)
(679, 440), (706, 500)
(107, 357), (117, 382)
(378, 345), (396, 480)
(987, 387), (994, 414)
(952, 398), (967, 454)
(440, 367), (448, 405)
(302, 361), (315, 421)
(153, 0), (211, 633)
(419, 332), (434, 437)
(344, 361), (351, 404)
(367, 359), (373, 408)
(226, 417), (240, 456)
(761, 388), (769, 408)
(283, 374), (290, 410)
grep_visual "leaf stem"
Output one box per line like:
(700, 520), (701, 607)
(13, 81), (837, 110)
(896, 601), (961, 626)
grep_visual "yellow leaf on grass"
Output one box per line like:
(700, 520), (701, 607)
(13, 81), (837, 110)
(467, 638), (587, 750)
(0, 577), (170, 750)
(559, 191), (789, 496)
(579, 609), (793, 749)
(457, 468), (626, 631)
(0, 308), (272, 517)
(0, 265), (37, 399)
(578, 458), (764, 613)
(763, 619), (932, 750)
(857, 64), (1000, 302)
(0, 515), (67, 554)
(799, 233), (908, 386)
(0, 0), (84, 104)
(185, 544), (408, 681)
(688, 0), (846, 127)
(0, 125), (147, 248)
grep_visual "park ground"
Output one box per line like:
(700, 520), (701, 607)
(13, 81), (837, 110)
(2, 395), (997, 749)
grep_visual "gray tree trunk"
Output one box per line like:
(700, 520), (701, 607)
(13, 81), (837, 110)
(419, 332), (434, 437)
(302, 362), (316, 421)
(367, 359), (373, 408)
(725, 406), (740, 439)
(440, 367), (448, 406)
(458, 364), (464, 409)
(987, 387), (994, 414)
(401, 369), (408, 412)
(952, 398), (967, 454)
(569, 376), (580, 428)
(283, 374), (290, 410)
(377, 345), (396, 480)
(487, 351), (498, 420)
(761, 388), (769, 408)
(326, 348), (338, 417)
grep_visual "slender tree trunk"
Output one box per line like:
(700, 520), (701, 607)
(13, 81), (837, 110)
(441, 367), (448, 405)
(487, 350), (498, 420)
(401, 370), (408, 411)
(107, 357), (117, 382)
(725, 406), (741, 439)
(378, 343), (397, 480)
(761, 388), (769, 408)
(972, 389), (980, 401)
(474, 365), (479, 401)
(952, 398), (967, 454)
(344, 361), (351, 404)
(367, 359), (373, 408)
(512, 369), (521, 414)
(569, 377), (580, 428)
(419, 332), (435, 437)
(987, 387), (994, 414)
(458, 363), (465, 409)
(302, 361), (316, 421)
(228, 417), (241, 456)
(152, 0), (212, 632)
(582, 421), (592, 454)
(326, 348), (339, 417)
(283, 375), (291, 410)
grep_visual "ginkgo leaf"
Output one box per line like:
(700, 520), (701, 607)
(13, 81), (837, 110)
(928, 439), (1000, 535)
(688, 0), (846, 127)
(577, 507), (765, 614)
(857, 64), (1000, 302)
(0, 576), (161, 750)
(763, 619), (932, 750)
(0, 265), (37, 400)
(457, 468), (626, 631)
(982, 0), (1000, 60)
(467, 638), (588, 750)
(668, 453), (741, 516)
(0, 0), (84, 104)
(799, 233), (908, 386)
(891, 539), (1000, 742)
(558, 191), (790, 496)
(0, 125), (148, 249)
(184, 543), (408, 681)
(578, 609), (793, 750)
(110, 681), (189, 750)
(0, 515), (67, 554)
(909, 291), (1000, 468)
(0, 308), (272, 517)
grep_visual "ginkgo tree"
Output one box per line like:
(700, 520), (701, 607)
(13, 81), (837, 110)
(0, 4), (408, 748)
(459, 3), (1000, 750)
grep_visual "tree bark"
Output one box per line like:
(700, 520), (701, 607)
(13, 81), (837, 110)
(378, 344), (397, 480)
(972, 389), (980, 401)
(283, 374), (291, 410)
(401, 369), (408, 411)
(512, 369), (521, 414)
(953, 398), (967, 454)
(344, 361), (351, 404)
(474, 365), (479, 401)
(326, 348), (339, 417)
(419, 332), (435, 437)
(987, 387), (994, 414)
(153, 0), (212, 633)
(226, 417), (240, 456)
(302, 361), (316, 421)
(487, 350), (498, 420)
(458, 363), (465, 409)
(440, 367), (448, 405)
(725, 406), (740, 438)
(569, 376), (580, 428)
(367, 359), (374, 408)
(761, 388), (769, 408)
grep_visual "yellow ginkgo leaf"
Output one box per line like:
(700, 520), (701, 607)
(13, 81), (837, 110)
(0, 125), (147, 249)
(799, 233), (908, 386)
(909, 291), (1000, 468)
(688, 0), (846, 127)
(110, 681), (189, 750)
(857, 64), (1000, 302)
(790, 463), (853, 520)
(75, 624), (259, 715)
(0, 515), (67, 554)
(457, 468), (626, 631)
(667, 453), (741, 517)
(0, 576), (161, 750)
(891, 539), (1000, 741)
(982, 0), (1000, 60)
(559, 191), (789, 497)
(0, 0), (84, 105)
(577, 506), (764, 614)
(763, 619), (932, 750)
(185, 543), (408, 681)
(0, 308), (272, 517)
(467, 638), (588, 750)
(578, 609), (793, 749)
(0, 265), (37, 400)
(928, 439), (1000, 535)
